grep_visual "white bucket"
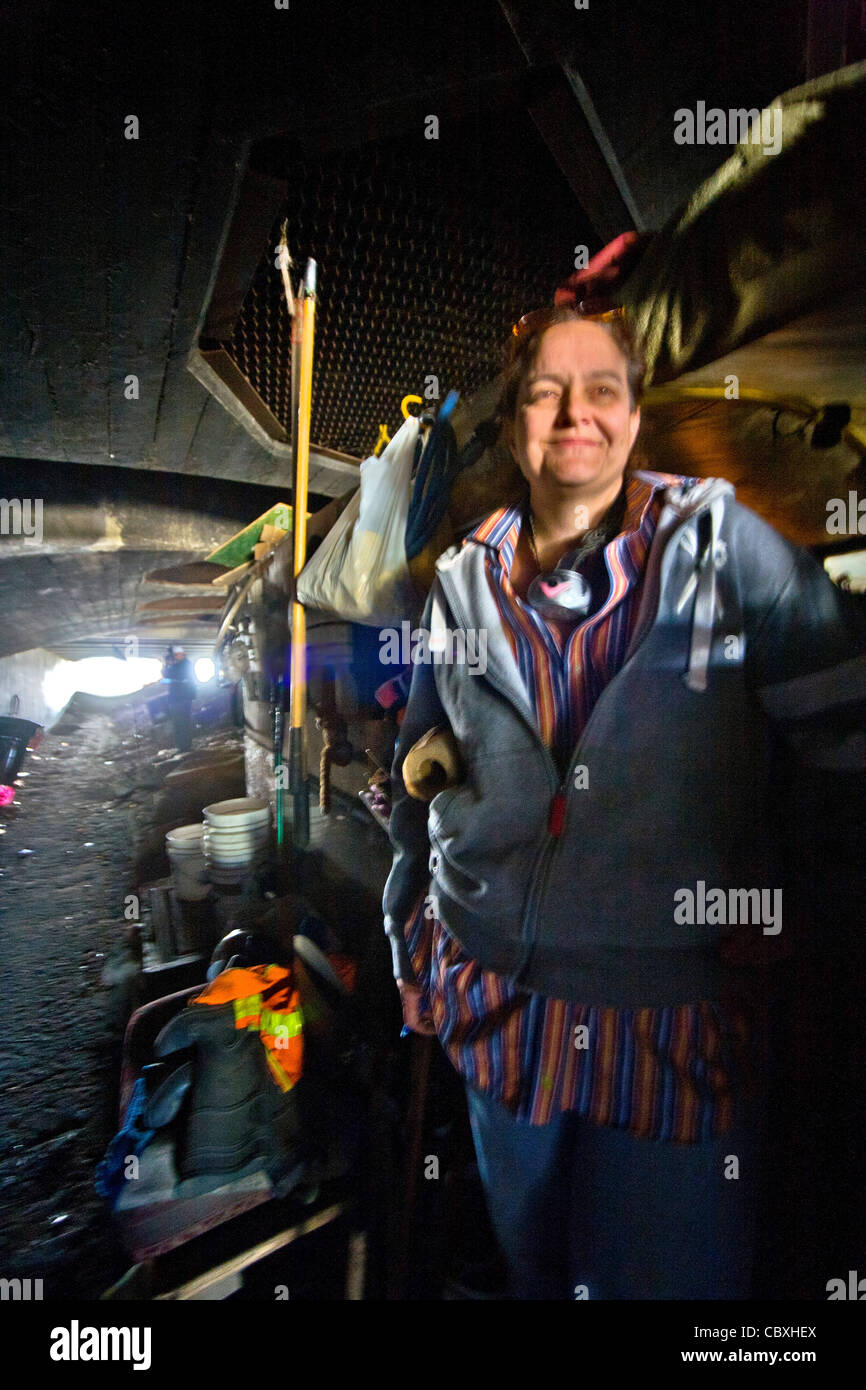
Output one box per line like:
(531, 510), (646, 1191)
(203, 797), (271, 829)
(202, 830), (270, 854)
(166, 824), (204, 851)
(167, 827), (209, 901)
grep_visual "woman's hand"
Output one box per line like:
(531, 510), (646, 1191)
(397, 979), (436, 1035)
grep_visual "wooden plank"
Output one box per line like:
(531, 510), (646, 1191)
(200, 169), (288, 342)
(524, 64), (644, 242)
(204, 503), (295, 568)
(139, 596), (225, 613)
(210, 561), (253, 589)
(146, 563), (230, 586)
(198, 347), (289, 445)
(184, 397), (282, 483)
(252, 525), (289, 562)
(149, 883), (176, 962)
(259, 524), (288, 546)
(494, 2), (645, 239)
(155, 1203), (348, 1301)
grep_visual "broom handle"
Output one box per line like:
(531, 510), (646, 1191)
(289, 260), (317, 847)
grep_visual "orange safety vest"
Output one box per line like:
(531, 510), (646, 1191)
(189, 964), (304, 1093)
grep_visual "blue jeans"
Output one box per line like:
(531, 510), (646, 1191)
(466, 1083), (761, 1300)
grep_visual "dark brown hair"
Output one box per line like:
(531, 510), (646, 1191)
(499, 306), (646, 426)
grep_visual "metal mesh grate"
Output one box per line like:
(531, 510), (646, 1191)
(228, 107), (593, 459)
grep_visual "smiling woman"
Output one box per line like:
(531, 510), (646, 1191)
(498, 309), (646, 619)
(383, 299), (866, 1300)
(502, 306), (645, 416)
(517, 333), (638, 498)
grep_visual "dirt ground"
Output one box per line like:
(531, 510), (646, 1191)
(0, 687), (504, 1303)
(0, 694), (244, 1299)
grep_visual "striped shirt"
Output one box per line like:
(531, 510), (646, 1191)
(403, 470), (745, 1142)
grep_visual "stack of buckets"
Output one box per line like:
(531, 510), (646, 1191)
(166, 797), (272, 898)
(165, 823), (209, 901)
(201, 797), (272, 885)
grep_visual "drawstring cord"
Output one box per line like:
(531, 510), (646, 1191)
(682, 495), (727, 692)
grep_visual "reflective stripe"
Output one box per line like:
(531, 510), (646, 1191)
(265, 1049), (298, 1093)
(758, 655), (866, 721)
(232, 999), (304, 1037)
(233, 992), (263, 1030)
(260, 1007), (304, 1038)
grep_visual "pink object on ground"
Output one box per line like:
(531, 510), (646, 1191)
(0, 786), (15, 806)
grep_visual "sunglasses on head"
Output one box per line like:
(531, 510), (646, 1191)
(511, 302), (625, 339)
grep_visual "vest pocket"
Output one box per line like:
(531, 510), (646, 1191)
(428, 824), (486, 903)
(428, 783), (462, 830)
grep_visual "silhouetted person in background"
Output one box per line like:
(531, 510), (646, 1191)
(162, 646), (196, 752)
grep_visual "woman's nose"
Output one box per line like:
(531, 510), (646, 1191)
(557, 390), (591, 424)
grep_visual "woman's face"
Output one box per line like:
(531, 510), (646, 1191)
(507, 320), (641, 498)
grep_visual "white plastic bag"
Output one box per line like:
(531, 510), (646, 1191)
(296, 415), (422, 626)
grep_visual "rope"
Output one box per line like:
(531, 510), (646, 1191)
(320, 741), (333, 815)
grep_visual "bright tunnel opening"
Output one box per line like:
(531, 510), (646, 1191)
(43, 657), (164, 714)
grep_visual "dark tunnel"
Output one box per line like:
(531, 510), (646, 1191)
(0, 0), (864, 1355)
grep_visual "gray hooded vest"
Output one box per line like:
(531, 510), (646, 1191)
(383, 473), (866, 1007)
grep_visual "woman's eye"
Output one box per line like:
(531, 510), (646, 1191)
(529, 389), (559, 403)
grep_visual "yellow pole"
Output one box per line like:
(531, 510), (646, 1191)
(275, 225), (299, 850)
(288, 260), (317, 846)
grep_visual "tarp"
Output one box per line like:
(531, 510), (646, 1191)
(620, 61), (866, 386)
(430, 62), (866, 556)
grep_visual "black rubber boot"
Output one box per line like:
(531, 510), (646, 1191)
(155, 1002), (312, 1193)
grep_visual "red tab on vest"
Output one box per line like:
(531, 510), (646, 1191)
(547, 791), (566, 836)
